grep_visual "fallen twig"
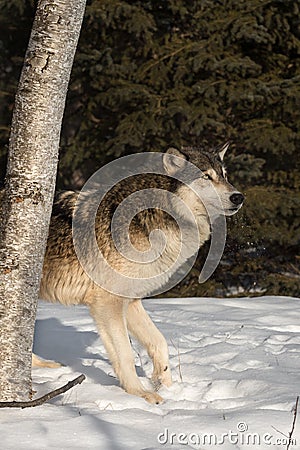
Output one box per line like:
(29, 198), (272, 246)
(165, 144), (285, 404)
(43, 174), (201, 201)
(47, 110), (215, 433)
(0, 374), (85, 408)
(287, 396), (299, 450)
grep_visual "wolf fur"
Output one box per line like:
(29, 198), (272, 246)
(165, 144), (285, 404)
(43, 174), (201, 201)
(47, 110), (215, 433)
(34, 144), (243, 404)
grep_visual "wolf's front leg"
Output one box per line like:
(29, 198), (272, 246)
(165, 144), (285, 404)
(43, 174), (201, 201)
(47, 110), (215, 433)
(89, 296), (163, 404)
(127, 299), (172, 389)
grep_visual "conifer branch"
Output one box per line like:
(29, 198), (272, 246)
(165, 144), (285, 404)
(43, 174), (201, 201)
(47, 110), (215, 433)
(139, 42), (197, 76)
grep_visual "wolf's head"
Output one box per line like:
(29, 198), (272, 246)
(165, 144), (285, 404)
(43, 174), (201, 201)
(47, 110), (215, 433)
(163, 143), (244, 223)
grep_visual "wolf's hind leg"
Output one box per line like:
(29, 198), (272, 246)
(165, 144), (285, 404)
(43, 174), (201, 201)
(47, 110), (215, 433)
(32, 353), (62, 368)
(89, 295), (163, 404)
(126, 299), (172, 389)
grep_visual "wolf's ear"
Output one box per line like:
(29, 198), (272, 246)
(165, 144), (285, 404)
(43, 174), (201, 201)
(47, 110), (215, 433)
(163, 147), (188, 175)
(217, 142), (230, 161)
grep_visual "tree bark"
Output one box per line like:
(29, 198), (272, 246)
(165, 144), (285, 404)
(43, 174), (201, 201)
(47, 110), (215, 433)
(0, 0), (86, 401)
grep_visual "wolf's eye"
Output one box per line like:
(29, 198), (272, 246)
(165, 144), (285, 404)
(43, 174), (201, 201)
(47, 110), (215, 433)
(203, 173), (212, 180)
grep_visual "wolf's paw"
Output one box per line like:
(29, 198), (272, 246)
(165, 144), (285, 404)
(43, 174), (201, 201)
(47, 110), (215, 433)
(124, 384), (164, 404)
(32, 353), (62, 368)
(141, 390), (164, 404)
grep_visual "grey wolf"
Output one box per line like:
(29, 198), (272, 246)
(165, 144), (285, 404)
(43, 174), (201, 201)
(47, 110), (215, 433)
(36, 144), (244, 403)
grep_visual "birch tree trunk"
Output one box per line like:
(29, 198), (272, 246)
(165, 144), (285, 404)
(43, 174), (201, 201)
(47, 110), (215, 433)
(0, 0), (86, 401)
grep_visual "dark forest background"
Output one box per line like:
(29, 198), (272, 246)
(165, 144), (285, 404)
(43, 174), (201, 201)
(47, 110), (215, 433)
(0, 0), (299, 297)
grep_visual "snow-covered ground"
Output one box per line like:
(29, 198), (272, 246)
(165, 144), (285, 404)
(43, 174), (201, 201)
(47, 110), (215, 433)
(1, 296), (300, 449)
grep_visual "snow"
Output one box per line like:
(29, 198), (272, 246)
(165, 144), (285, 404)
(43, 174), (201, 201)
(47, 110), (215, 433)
(1, 296), (300, 449)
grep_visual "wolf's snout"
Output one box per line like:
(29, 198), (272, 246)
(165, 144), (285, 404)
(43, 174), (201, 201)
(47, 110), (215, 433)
(230, 192), (244, 206)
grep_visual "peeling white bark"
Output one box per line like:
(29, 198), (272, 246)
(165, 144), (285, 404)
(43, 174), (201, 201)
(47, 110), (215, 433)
(0, 0), (86, 401)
